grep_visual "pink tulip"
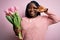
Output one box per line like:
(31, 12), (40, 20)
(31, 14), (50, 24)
(5, 6), (17, 16)
(8, 6), (17, 12)
(5, 10), (11, 16)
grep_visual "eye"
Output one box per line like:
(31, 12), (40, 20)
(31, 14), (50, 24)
(28, 8), (32, 11)
(34, 7), (38, 9)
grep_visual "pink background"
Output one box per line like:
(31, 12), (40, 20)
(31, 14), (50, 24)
(0, 0), (60, 40)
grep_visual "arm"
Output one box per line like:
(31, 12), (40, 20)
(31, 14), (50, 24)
(36, 5), (60, 24)
(44, 11), (60, 25)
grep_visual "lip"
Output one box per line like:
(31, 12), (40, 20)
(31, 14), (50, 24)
(31, 12), (34, 13)
(30, 12), (35, 15)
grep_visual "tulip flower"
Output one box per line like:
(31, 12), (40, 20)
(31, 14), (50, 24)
(5, 7), (23, 40)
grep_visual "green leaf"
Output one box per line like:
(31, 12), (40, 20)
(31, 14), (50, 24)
(15, 12), (21, 24)
(13, 12), (22, 27)
(6, 16), (13, 24)
(13, 15), (18, 27)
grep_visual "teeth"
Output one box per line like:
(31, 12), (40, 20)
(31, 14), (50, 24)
(31, 12), (34, 13)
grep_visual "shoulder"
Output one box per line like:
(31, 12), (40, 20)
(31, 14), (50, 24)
(40, 16), (48, 19)
(21, 17), (29, 22)
(22, 17), (28, 20)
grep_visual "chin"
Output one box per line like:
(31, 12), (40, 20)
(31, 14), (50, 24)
(30, 15), (38, 18)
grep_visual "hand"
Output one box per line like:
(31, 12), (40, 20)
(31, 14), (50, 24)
(44, 8), (48, 13)
(36, 5), (48, 13)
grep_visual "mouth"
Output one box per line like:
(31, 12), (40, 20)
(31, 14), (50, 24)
(30, 12), (35, 15)
(28, 11), (38, 18)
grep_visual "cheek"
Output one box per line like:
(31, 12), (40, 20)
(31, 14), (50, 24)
(28, 10), (31, 13)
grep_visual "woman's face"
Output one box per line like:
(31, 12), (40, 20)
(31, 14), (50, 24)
(28, 3), (38, 17)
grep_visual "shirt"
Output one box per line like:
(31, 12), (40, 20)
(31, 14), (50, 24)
(21, 15), (60, 40)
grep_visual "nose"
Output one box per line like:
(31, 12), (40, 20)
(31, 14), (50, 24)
(30, 8), (34, 12)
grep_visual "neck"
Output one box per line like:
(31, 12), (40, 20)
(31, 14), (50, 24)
(27, 15), (38, 18)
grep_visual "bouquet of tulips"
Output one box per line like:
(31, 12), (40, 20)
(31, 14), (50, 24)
(5, 7), (23, 40)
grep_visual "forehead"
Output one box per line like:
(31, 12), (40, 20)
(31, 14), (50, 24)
(28, 3), (37, 8)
